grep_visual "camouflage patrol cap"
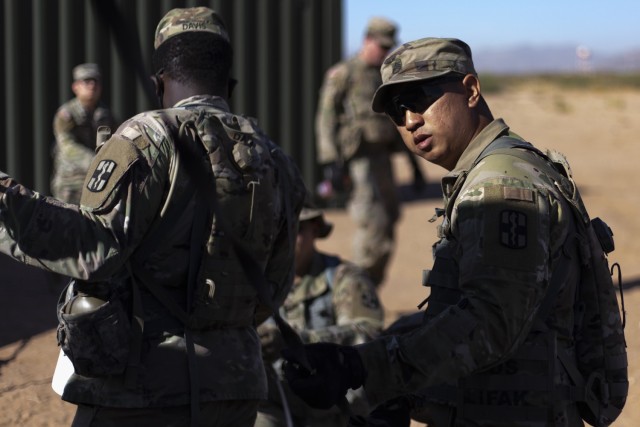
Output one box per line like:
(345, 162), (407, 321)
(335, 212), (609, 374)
(300, 205), (333, 239)
(371, 37), (477, 112)
(366, 17), (397, 49)
(154, 7), (229, 50)
(73, 63), (101, 81)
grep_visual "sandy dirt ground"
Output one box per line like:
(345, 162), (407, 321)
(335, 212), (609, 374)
(1, 84), (639, 426)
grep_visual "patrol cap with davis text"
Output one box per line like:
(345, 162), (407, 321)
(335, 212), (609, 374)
(371, 37), (477, 112)
(154, 6), (229, 50)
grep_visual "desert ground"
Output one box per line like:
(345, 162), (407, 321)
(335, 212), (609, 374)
(1, 81), (639, 426)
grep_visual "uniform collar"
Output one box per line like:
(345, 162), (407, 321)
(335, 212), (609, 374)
(173, 95), (230, 111)
(439, 119), (510, 199)
(286, 251), (332, 306)
(449, 118), (510, 177)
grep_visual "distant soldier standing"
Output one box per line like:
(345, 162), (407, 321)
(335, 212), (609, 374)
(52, 63), (117, 204)
(255, 203), (383, 427)
(315, 17), (425, 287)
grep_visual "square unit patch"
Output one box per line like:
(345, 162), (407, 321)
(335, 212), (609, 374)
(500, 210), (528, 249)
(87, 160), (117, 192)
(483, 184), (542, 271)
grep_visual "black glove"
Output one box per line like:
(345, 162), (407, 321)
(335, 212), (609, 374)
(282, 343), (366, 410)
(257, 322), (284, 363)
(348, 396), (412, 427)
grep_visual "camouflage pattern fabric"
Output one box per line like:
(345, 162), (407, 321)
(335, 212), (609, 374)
(0, 95), (305, 408)
(315, 56), (401, 285)
(51, 97), (117, 204)
(354, 119), (586, 426)
(255, 252), (383, 427)
(154, 6), (229, 49)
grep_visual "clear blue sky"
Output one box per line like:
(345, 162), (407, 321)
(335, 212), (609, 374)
(345, 0), (640, 57)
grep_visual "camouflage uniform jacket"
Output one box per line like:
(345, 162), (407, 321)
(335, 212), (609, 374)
(283, 251), (383, 344)
(268, 250), (383, 417)
(355, 119), (584, 425)
(0, 95), (306, 407)
(315, 56), (402, 164)
(52, 97), (117, 203)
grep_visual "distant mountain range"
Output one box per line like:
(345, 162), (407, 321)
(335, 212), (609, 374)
(473, 44), (640, 74)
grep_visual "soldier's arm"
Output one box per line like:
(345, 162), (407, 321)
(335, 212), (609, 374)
(255, 152), (307, 324)
(302, 264), (384, 345)
(53, 107), (97, 171)
(354, 169), (566, 406)
(315, 64), (349, 165)
(0, 117), (170, 280)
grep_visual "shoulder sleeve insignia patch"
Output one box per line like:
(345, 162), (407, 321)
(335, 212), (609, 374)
(86, 160), (118, 192)
(500, 210), (528, 249)
(80, 135), (141, 209)
(482, 184), (543, 271)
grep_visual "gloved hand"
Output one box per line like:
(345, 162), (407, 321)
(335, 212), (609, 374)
(282, 343), (366, 410)
(348, 396), (412, 427)
(257, 322), (284, 363)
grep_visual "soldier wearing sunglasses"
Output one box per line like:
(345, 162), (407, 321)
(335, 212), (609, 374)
(284, 38), (599, 427)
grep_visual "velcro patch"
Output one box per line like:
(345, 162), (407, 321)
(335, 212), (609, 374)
(80, 135), (141, 209)
(483, 184), (542, 271)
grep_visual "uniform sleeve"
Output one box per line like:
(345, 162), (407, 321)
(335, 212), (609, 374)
(53, 107), (96, 172)
(356, 161), (566, 406)
(0, 117), (170, 280)
(255, 151), (307, 324)
(315, 63), (349, 165)
(302, 264), (384, 345)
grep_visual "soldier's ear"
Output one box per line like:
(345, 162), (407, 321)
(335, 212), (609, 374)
(150, 73), (164, 108)
(227, 77), (238, 99)
(462, 74), (480, 107)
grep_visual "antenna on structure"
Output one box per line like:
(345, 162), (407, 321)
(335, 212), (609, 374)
(576, 45), (592, 73)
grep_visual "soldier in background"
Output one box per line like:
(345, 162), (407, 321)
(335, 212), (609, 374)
(52, 63), (117, 204)
(315, 17), (426, 287)
(255, 203), (383, 427)
(0, 7), (305, 426)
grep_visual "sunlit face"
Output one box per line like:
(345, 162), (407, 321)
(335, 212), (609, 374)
(361, 36), (393, 67)
(72, 78), (102, 108)
(384, 74), (480, 171)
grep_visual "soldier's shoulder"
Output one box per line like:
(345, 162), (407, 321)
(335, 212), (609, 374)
(333, 261), (375, 288)
(324, 60), (351, 83)
(54, 101), (76, 124)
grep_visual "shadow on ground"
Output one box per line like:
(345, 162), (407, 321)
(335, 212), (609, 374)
(0, 254), (67, 348)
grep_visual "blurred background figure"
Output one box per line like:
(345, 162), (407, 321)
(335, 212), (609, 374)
(255, 202), (384, 427)
(51, 63), (117, 204)
(315, 17), (426, 287)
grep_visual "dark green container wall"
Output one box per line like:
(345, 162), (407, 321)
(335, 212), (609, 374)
(1, 0), (343, 195)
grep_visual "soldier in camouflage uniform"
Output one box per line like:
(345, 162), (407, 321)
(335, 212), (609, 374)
(0, 7), (305, 427)
(284, 38), (596, 427)
(255, 203), (383, 427)
(52, 63), (117, 204)
(315, 17), (426, 287)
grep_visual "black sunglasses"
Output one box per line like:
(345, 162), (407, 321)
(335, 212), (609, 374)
(384, 76), (462, 126)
